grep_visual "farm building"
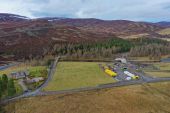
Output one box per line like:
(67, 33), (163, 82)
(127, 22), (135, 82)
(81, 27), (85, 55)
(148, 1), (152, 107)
(10, 70), (29, 79)
(25, 77), (44, 84)
(115, 58), (127, 64)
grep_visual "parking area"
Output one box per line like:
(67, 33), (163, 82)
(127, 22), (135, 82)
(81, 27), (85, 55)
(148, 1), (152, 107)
(100, 58), (153, 82)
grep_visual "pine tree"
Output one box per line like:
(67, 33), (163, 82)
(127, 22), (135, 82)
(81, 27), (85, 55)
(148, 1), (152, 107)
(1, 74), (8, 91)
(7, 79), (16, 97)
(0, 77), (2, 99)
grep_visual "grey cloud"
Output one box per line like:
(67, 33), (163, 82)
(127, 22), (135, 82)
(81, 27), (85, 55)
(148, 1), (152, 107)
(0, 0), (170, 22)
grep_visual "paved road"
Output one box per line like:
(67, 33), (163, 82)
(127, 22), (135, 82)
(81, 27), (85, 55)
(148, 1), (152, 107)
(1, 57), (60, 104)
(0, 62), (20, 71)
(34, 56), (59, 92)
(3, 74), (170, 104)
(35, 77), (170, 96)
(1, 58), (170, 104)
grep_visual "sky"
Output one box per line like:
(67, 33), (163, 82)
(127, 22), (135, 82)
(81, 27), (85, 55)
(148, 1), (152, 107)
(0, 0), (170, 22)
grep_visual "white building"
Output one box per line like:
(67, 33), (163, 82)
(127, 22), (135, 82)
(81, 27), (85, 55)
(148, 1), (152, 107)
(115, 58), (127, 64)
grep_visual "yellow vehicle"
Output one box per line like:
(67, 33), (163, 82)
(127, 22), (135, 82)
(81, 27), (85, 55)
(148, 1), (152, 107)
(105, 69), (117, 77)
(132, 75), (139, 79)
(135, 75), (139, 79)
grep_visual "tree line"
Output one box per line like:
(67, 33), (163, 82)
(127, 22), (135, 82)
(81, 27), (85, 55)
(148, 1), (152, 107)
(0, 74), (16, 99)
(52, 37), (170, 60)
(7, 36), (170, 60)
(129, 38), (170, 60)
(130, 37), (168, 45)
(0, 74), (17, 113)
(51, 37), (133, 59)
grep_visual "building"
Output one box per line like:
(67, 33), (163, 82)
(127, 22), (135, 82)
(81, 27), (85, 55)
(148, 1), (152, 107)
(10, 70), (29, 79)
(25, 77), (44, 84)
(115, 58), (127, 64)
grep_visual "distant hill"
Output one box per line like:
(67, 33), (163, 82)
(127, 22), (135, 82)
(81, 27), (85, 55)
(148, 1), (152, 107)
(0, 13), (29, 22)
(0, 13), (166, 37)
(46, 18), (163, 36)
(0, 13), (170, 59)
(155, 21), (170, 27)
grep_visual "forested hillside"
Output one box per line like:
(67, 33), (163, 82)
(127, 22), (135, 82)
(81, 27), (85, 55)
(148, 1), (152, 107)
(129, 38), (170, 60)
(52, 37), (170, 60)
(52, 37), (133, 59)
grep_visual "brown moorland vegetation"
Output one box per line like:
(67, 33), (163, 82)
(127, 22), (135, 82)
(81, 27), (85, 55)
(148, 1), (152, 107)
(4, 82), (170, 113)
(1, 13), (170, 59)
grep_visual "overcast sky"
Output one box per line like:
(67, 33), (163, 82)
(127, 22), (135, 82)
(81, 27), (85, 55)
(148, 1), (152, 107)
(0, 0), (170, 22)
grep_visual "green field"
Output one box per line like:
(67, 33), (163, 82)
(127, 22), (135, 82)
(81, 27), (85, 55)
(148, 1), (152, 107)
(14, 80), (23, 94)
(43, 62), (115, 91)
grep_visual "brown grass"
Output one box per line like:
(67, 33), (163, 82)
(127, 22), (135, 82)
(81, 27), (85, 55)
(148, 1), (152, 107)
(158, 28), (170, 35)
(161, 38), (170, 42)
(4, 82), (170, 113)
(122, 33), (148, 39)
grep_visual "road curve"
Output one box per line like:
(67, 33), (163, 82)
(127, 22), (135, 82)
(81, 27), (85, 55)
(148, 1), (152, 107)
(1, 57), (60, 104)
(34, 56), (60, 92)
(0, 62), (20, 71)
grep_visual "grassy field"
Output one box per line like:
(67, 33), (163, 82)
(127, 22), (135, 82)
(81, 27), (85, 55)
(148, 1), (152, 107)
(122, 33), (148, 39)
(154, 62), (170, 71)
(129, 57), (159, 62)
(143, 62), (170, 77)
(158, 28), (170, 35)
(14, 80), (23, 94)
(4, 82), (170, 113)
(129, 55), (170, 62)
(43, 62), (115, 91)
(145, 71), (170, 77)
(161, 38), (170, 42)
